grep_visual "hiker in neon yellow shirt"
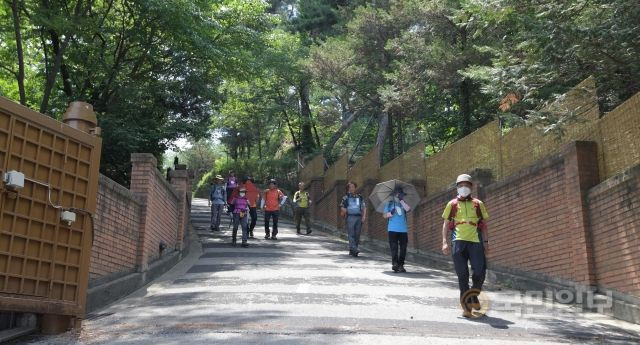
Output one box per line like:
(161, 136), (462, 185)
(293, 182), (312, 235)
(441, 174), (490, 318)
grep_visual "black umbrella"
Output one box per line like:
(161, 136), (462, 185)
(368, 179), (421, 213)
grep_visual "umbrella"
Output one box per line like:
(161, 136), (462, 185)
(368, 179), (421, 213)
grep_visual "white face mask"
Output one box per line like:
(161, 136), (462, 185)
(457, 186), (471, 198)
(240, 193), (246, 197)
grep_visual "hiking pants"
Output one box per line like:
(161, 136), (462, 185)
(452, 240), (486, 297)
(295, 207), (311, 232)
(210, 204), (224, 231)
(388, 231), (408, 267)
(232, 213), (248, 242)
(248, 207), (257, 232)
(264, 210), (279, 236)
(346, 215), (362, 252)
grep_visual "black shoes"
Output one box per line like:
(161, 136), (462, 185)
(264, 234), (270, 239)
(241, 241), (248, 248)
(392, 264), (406, 273)
(271, 236), (278, 240)
(231, 239), (237, 246)
(349, 250), (359, 257)
(306, 229), (312, 235)
(249, 231), (254, 238)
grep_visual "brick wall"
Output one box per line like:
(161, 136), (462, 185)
(89, 154), (191, 284)
(588, 164), (640, 297)
(90, 175), (141, 282)
(314, 181), (345, 230)
(310, 141), (639, 302)
(484, 153), (574, 281)
(143, 171), (180, 264)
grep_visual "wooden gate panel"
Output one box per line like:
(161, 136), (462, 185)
(0, 97), (101, 317)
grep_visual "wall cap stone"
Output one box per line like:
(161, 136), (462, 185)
(588, 162), (640, 199)
(130, 153), (157, 165)
(169, 170), (189, 179)
(98, 174), (143, 205)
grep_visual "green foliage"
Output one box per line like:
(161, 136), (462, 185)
(2, 0), (637, 187)
(193, 152), (298, 198)
(462, 0), (640, 134)
(0, 0), (274, 185)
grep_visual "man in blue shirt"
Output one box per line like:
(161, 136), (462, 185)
(340, 181), (367, 257)
(383, 188), (412, 272)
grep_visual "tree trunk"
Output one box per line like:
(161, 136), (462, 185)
(458, 23), (472, 139)
(398, 116), (405, 154)
(459, 78), (472, 138)
(282, 108), (299, 149)
(50, 30), (73, 98)
(298, 79), (316, 153)
(312, 116), (321, 147)
(10, 0), (26, 105)
(375, 112), (389, 166)
(389, 112), (396, 160)
(322, 105), (366, 161)
(40, 35), (69, 114)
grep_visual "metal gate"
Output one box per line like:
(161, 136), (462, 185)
(0, 97), (101, 325)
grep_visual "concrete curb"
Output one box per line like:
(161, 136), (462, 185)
(85, 226), (200, 314)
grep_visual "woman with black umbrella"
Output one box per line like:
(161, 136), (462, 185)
(383, 188), (412, 273)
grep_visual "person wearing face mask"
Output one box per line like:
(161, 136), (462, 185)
(383, 188), (412, 273)
(441, 174), (490, 317)
(230, 187), (250, 247)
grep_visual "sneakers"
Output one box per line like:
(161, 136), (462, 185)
(462, 309), (473, 318)
(249, 231), (254, 238)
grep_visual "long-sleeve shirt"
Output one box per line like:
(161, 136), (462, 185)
(230, 196), (249, 214)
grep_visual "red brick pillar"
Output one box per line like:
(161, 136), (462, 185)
(562, 141), (599, 286)
(169, 169), (189, 251)
(130, 153), (156, 272)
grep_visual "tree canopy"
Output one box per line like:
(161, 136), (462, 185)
(1, 0), (638, 187)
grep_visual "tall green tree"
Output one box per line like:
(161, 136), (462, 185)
(0, 0), (273, 185)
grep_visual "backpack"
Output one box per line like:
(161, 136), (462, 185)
(211, 185), (224, 200)
(447, 197), (486, 231)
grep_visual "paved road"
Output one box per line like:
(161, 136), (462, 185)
(18, 198), (640, 344)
